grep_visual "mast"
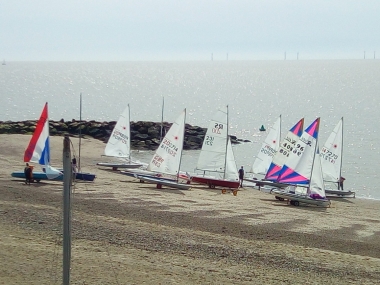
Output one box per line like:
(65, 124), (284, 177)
(78, 93), (82, 171)
(177, 109), (186, 183)
(223, 105), (229, 180)
(307, 118), (320, 194)
(128, 104), (131, 161)
(279, 114), (282, 143)
(62, 135), (72, 285)
(160, 97), (164, 142)
(339, 117), (344, 189)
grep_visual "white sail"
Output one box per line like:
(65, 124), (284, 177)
(147, 109), (186, 176)
(104, 105), (131, 159)
(196, 106), (229, 175)
(277, 118), (320, 186)
(308, 143), (326, 198)
(265, 118), (304, 181)
(320, 117), (343, 183)
(251, 116), (281, 175)
(225, 137), (239, 181)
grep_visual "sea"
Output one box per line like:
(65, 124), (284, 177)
(1, 60), (379, 199)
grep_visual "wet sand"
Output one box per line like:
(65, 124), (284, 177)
(1, 134), (380, 284)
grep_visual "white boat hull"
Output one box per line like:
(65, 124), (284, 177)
(136, 175), (192, 190)
(97, 162), (143, 170)
(244, 178), (288, 189)
(325, 189), (355, 197)
(270, 189), (331, 207)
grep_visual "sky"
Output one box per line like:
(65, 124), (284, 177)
(1, 0), (380, 61)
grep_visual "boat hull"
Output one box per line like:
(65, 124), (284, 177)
(270, 189), (331, 207)
(325, 189), (355, 197)
(11, 171), (63, 182)
(244, 178), (288, 189)
(121, 170), (190, 184)
(97, 162), (143, 170)
(120, 169), (157, 178)
(191, 176), (240, 189)
(11, 171), (95, 182)
(136, 175), (191, 190)
(75, 172), (96, 182)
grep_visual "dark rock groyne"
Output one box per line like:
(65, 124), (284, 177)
(0, 119), (243, 150)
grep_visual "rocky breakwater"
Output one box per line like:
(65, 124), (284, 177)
(0, 119), (243, 150)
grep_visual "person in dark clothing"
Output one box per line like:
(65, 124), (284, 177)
(339, 176), (346, 190)
(238, 166), (244, 187)
(72, 157), (78, 181)
(24, 163), (32, 185)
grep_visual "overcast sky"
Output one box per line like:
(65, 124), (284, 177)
(1, 0), (379, 61)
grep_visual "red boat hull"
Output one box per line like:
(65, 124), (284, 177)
(191, 176), (240, 189)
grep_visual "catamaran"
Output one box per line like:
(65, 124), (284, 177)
(97, 104), (144, 170)
(190, 106), (240, 189)
(11, 102), (96, 182)
(134, 109), (191, 190)
(270, 118), (331, 207)
(320, 117), (355, 197)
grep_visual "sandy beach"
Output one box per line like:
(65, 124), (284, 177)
(1, 134), (380, 284)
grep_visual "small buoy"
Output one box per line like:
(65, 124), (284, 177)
(259, 125), (266, 132)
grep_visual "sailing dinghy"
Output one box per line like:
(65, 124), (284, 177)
(190, 106), (240, 189)
(251, 115), (281, 176)
(245, 116), (282, 189)
(135, 109), (191, 190)
(97, 104), (144, 170)
(11, 103), (96, 182)
(270, 118), (331, 207)
(247, 118), (304, 191)
(320, 117), (355, 197)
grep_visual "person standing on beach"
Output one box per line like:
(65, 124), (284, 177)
(72, 157), (78, 181)
(24, 163), (32, 185)
(339, 176), (346, 190)
(238, 166), (244, 187)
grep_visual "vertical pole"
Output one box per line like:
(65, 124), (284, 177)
(63, 135), (72, 285)
(339, 117), (344, 190)
(160, 97), (164, 142)
(128, 104), (131, 161)
(177, 109), (186, 183)
(223, 105), (229, 180)
(78, 93), (82, 171)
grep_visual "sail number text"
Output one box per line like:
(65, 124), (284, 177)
(204, 136), (214, 146)
(151, 154), (164, 167)
(260, 145), (276, 156)
(112, 129), (129, 145)
(211, 123), (224, 135)
(279, 142), (305, 157)
(320, 147), (338, 163)
(160, 138), (178, 157)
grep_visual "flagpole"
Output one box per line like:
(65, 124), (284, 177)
(63, 135), (72, 285)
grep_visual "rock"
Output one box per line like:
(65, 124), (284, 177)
(0, 119), (244, 150)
